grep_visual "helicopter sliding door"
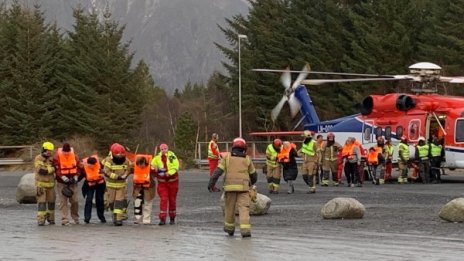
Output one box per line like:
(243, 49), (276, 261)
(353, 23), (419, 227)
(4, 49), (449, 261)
(427, 113), (446, 141)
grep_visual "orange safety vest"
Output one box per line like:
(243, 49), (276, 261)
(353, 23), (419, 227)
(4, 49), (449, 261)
(277, 143), (296, 163)
(133, 154), (153, 187)
(367, 150), (379, 164)
(83, 155), (104, 185)
(57, 148), (77, 175)
(342, 144), (355, 159)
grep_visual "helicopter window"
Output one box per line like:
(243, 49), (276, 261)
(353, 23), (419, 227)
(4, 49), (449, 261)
(385, 126), (392, 140)
(396, 126), (403, 138)
(375, 127), (383, 138)
(456, 119), (464, 143)
(364, 128), (371, 141)
(408, 120), (420, 141)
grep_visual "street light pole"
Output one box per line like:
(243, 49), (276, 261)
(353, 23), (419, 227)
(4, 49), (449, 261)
(238, 34), (247, 138)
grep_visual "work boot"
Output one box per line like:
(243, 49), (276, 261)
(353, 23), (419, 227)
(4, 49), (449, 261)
(375, 178), (380, 185)
(158, 220), (166, 226)
(224, 227), (234, 236)
(241, 232), (251, 238)
(84, 219), (90, 224)
(38, 221), (45, 226)
(307, 187), (316, 194)
(114, 220), (123, 226)
(169, 218), (175, 225)
(100, 219), (107, 223)
(48, 221), (55, 225)
(287, 181), (295, 194)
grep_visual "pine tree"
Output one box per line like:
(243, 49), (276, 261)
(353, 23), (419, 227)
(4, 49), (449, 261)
(174, 112), (197, 167)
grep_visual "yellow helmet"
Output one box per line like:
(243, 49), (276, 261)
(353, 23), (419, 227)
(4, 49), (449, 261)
(42, 141), (54, 151)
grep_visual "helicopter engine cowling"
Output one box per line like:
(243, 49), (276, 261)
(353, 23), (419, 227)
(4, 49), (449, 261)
(360, 94), (405, 115)
(396, 94), (416, 111)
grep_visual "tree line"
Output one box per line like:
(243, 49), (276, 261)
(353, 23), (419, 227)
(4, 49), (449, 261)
(2, 1), (464, 166)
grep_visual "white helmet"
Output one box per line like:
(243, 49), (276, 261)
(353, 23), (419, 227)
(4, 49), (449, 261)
(418, 136), (426, 142)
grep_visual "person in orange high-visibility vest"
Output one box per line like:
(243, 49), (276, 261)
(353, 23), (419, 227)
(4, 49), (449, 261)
(151, 143), (180, 225)
(81, 155), (106, 224)
(53, 143), (81, 226)
(208, 133), (221, 192)
(341, 137), (361, 187)
(367, 144), (385, 185)
(279, 141), (298, 194)
(132, 154), (156, 224)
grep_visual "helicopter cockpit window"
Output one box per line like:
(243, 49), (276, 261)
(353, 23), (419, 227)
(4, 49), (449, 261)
(375, 127), (382, 138)
(385, 126), (392, 140)
(408, 120), (420, 141)
(364, 127), (371, 141)
(396, 126), (403, 139)
(456, 119), (464, 143)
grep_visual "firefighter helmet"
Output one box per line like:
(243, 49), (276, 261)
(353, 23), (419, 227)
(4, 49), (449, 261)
(418, 136), (426, 142)
(110, 143), (126, 156)
(42, 141), (54, 151)
(232, 137), (246, 149)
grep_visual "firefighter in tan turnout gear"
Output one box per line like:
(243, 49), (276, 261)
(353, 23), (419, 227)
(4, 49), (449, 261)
(320, 132), (342, 186)
(34, 141), (56, 226)
(266, 138), (282, 194)
(102, 143), (132, 226)
(208, 137), (258, 238)
(298, 130), (318, 193)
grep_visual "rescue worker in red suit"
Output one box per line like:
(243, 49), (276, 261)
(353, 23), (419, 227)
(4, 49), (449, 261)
(53, 143), (81, 226)
(298, 130), (318, 193)
(81, 155), (106, 224)
(102, 143), (132, 226)
(132, 154), (156, 224)
(35, 141), (56, 226)
(208, 137), (258, 237)
(151, 143), (180, 225)
(208, 133), (221, 192)
(266, 138), (282, 194)
(320, 132), (342, 186)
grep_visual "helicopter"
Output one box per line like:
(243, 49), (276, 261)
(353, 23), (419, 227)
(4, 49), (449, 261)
(252, 62), (464, 169)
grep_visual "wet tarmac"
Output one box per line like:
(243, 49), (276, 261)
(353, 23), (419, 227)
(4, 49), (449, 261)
(1, 169), (464, 260)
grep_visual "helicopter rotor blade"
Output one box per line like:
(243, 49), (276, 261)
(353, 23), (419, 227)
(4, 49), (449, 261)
(301, 77), (407, 85)
(439, 76), (464, 83)
(280, 68), (291, 90)
(291, 63), (310, 90)
(288, 93), (302, 118)
(253, 68), (393, 78)
(271, 95), (288, 121)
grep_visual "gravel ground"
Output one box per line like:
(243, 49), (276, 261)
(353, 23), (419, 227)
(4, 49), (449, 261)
(1, 168), (464, 261)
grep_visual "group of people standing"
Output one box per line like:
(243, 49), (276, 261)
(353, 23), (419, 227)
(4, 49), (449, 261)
(34, 141), (180, 226)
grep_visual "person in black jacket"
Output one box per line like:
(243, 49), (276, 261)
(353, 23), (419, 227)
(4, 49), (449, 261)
(279, 141), (298, 194)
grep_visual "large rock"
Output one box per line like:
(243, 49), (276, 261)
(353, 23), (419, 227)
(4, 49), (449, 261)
(16, 173), (37, 204)
(321, 197), (365, 219)
(439, 198), (464, 222)
(220, 193), (271, 216)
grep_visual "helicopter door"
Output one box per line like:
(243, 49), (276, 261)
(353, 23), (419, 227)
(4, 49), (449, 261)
(428, 112), (446, 141)
(362, 120), (375, 144)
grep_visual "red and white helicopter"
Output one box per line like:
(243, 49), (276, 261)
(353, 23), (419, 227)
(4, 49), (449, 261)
(252, 62), (464, 169)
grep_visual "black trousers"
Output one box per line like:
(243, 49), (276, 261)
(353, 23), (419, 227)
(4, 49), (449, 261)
(84, 182), (106, 222)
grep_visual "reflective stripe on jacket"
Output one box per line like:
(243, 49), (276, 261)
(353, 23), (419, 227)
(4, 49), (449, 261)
(219, 153), (256, 192)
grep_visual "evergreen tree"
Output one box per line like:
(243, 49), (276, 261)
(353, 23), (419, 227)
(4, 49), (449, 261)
(174, 112), (197, 167)
(0, 3), (60, 144)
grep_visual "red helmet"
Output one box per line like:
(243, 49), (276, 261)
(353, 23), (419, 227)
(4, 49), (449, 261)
(327, 132), (335, 138)
(232, 137), (246, 149)
(273, 138), (282, 147)
(110, 143), (126, 156)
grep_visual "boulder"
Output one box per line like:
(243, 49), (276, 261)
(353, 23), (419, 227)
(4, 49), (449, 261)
(16, 173), (37, 204)
(439, 198), (464, 222)
(321, 197), (365, 219)
(220, 192), (271, 215)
